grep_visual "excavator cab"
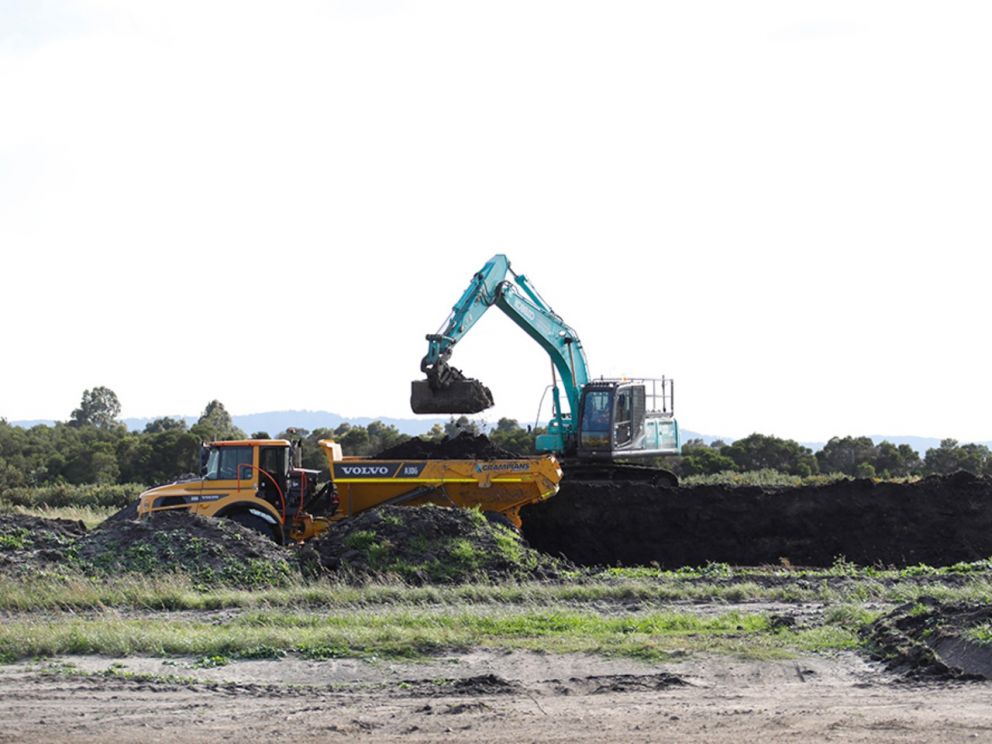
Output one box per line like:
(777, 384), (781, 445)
(577, 379), (679, 459)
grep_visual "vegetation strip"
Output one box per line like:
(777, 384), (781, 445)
(0, 608), (859, 663)
(4, 565), (992, 612)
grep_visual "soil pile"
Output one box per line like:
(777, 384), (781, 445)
(312, 504), (567, 583)
(76, 512), (296, 588)
(0, 513), (87, 574)
(522, 472), (992, 568)
(375, 432), (520, 460)
(867, 598), (992, 680)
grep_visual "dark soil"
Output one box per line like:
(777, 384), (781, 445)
(408, 674), (520, 697)
(0, 513), (87, 574)
(375, 432), (520, 461)
(0, 512), (299, 587)
(311, 504), (567, 583)
(522, 472), (992, 568)
(410, 377), (494, 414)
(866, 597), (992, 680)
(76, 512), (296, 587)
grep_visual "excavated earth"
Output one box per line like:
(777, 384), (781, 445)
(375, 432), (520, 460)
(0, 511), (298, 587)
(0, 503), (565, 586)
(6, 434), (992, 575)
(867, 597), (992, 680)
(75, 512), (297, 586)
(309, 504), (568, 583)
(523, 471), (992, 568)
(0, 513), (87, 573)
(383, 436), (992, 569)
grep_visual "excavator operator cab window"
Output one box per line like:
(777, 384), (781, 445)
(579, 389), (612, 450)
(204, 446), (252, 481)
(614, 389), (633, 448)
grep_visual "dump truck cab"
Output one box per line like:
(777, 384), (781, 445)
(136, 439), (326, 543)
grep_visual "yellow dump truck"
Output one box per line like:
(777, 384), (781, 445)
(135, 438), (562, 543)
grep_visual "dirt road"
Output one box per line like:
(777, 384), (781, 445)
(2, 651), (991, 743)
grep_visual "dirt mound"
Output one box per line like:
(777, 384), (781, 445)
(0, 513), (87, 574)
(866, 598), (992, 680)
(75, 512), (296, 588)
(311, 504), (567, 583)
(522, 472), (992, 568)
(375, 432), (520, 460)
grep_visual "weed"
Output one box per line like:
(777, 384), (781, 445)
(0, 528), (30, 550)
(192, 655), (230, 668)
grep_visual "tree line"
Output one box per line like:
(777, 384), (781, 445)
(0, 387), (456, 487)
(2, 387), (991, 488)
(676, 433), (992, 479)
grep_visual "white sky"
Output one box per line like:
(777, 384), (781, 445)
(1, 0), (990, 442)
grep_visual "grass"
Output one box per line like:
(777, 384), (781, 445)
(6, 568), (992, 613)
(0, 503), (116, 529)
(0, 569), (940, 665)
(0, 606), (855, 663)
(964, 624), (992, 646)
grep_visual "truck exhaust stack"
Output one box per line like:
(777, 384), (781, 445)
(410, 378), (494, 414)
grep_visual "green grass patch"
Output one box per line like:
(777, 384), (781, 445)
(6, 570), (992, 614)
(0, 527), (31, 550)
(963, 623), (992, 646)
(0, 607), (863, 664)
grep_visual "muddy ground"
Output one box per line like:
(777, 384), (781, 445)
(3, 646), (992, 743)
(524, 471), (992, 568)
(867, 598), (992, 680)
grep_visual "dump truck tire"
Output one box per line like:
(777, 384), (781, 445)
(225, 509), (283, 545)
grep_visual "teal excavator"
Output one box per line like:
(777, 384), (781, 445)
(411, 255), (680, 473)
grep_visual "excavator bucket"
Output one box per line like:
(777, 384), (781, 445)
(411, 378), (494, 414)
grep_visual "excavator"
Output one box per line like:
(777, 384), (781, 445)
(411, 254), (681, 484)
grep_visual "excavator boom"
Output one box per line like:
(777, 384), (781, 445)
(412, 254), (679, 460)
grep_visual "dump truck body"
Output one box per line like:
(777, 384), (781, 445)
(324, 442), (562, 529)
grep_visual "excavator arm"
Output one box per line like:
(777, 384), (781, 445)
(412, 255), (590, 445)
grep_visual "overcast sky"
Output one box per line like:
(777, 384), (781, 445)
(1, 0), (990, 442)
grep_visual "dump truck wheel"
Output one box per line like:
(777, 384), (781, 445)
(225, 509), (283, 544)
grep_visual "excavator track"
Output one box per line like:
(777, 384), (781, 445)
(562, 461), (679, 488)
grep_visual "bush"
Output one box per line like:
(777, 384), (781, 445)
(680, 469), (851, 488)
(0, 483), (146, 510)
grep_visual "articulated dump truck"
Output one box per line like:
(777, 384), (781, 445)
(135, 438), (562, 543)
